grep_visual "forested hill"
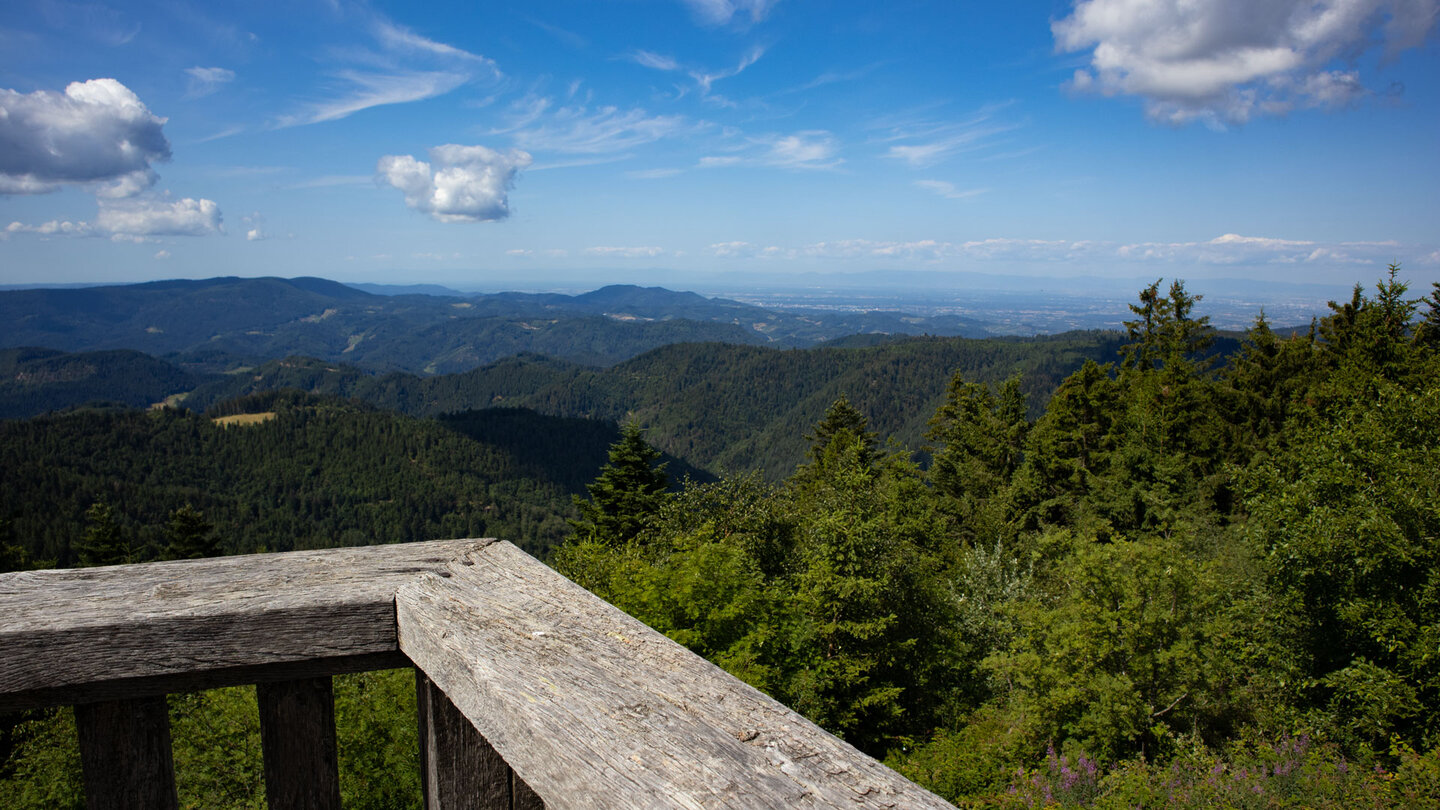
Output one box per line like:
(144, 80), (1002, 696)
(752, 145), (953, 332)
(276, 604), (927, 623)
(0, 392), (704, 568)
(179, 330), (1157, 478)
(0, 347), (207, 419)
(0, 276), (995, 375)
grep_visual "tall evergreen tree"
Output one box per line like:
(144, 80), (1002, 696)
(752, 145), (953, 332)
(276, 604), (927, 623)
(164, 504), (221, 560)
(76, 501), (131, 567)
(926, 374), (1028, 539)
(0, 517), (26, 573)
(1120, 279), (1212, 373)
(1416, 281), (1440, 350)
(800, 396), (878, 476)
(570, 422), (669, 545)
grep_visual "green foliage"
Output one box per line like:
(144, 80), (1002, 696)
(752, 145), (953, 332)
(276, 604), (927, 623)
(163, 504), (220, 560)
(927, 374), (1028, 541)
(186, 331), (1130, 481)
(0, 708), (83, 809)
(984, 535), (1240, 762)
(76, 501), (133, 567)
(7, 269), (1439, 806)
(0, 347), (203, 421)
(1245, 377), (1440, 753)
(570, 422), (669, 545)
(1, 670), (422, 809)
(336, 669), (421, 810)
(1120, 279), (1213, 373)
(168, 688), (265, 808)
(0, 397), (583, 564)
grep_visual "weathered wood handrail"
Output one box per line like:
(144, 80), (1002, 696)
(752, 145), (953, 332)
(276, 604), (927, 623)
(0, 539), (951, 808)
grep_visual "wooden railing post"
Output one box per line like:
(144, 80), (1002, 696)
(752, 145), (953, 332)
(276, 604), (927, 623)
(74, 695), (178, 810)
(258, 677), (342, 810)
(416, 670), (542, 809)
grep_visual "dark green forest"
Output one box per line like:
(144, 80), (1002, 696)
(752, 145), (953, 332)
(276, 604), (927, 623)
(553, 270), (1440, 806)
(3, 271), (1439, 806)
(0, 393), (622, 565)
(181, 330), (1142, 478)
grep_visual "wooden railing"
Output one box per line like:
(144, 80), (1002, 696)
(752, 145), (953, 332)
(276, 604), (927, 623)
(0, 539), (952, 809)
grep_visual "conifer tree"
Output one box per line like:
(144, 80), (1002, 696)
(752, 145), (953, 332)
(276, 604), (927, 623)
(1417, 281), (1440, 350)
(76, 501), (131, 567)
(0, 517), (26, 573)
(570, 422), (669, 545)
(801, 396), (877, 474)
(927, 374), (1028, 539)
(164, 503), (221, 560)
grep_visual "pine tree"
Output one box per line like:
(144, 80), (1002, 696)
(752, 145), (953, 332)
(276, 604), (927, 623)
(801, 396), (878, 474)
(76, 501), (131, 567)
(570, 422), (669, 545)
(1120, 279), (1213, 374)
(927, 374), (1028, 538)
(0, 517), (27, 573)
(164, 503), (221, 560)
(1417, 281), (1440, 350)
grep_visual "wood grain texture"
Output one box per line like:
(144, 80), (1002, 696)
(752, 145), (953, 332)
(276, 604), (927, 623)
(396, 541), (952, 810)
(4, 652), (408, 714)
(417, 672), (516, 810)
(75, 696), (179, 810)
(511, 772), (544, 810)
(0, 539), (491, 711)
(258, 677), (342, 810)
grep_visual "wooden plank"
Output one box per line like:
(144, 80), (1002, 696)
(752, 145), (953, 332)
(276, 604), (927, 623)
(75, 696), (179, 810)
(258, 677), (342, 810)
(3, 652), (407, 713)
(0, 539), (491, 711)
(417, 672), (513, 809)
(397, 542), (952, 810)
(512, 772), (544, 810)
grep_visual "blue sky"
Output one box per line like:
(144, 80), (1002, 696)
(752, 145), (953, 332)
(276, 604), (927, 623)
(2, 0), (1437, 292)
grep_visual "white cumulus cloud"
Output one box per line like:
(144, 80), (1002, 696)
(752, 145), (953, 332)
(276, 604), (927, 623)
(95, 197), (224, 237)
(0, 78), (170, 195)
(7, 196), (224, 241)
(377, 144), (532, 223)
(1053, 0), (1440, 126)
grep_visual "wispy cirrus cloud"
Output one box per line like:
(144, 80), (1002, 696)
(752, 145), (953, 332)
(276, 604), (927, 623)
(1054, 0), (1439, 127)
(371, 20), (489, 63)
(873, 103), (1021, 168)
(499, 98), (695, 155)
(278, 70), (470, 127)
(626, 45), (766, 103)
(691, 46), (766, 94)
(699, 130), (841, 170)
(183, 66), (235, 100)
(628, 50), (682, 72)
(680, 0), (780, 26)
(914, 180), (989, 200)
(277, 15), (497, 128)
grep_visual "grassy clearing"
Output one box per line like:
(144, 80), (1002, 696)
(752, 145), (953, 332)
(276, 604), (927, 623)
(211, 411), (276, 427)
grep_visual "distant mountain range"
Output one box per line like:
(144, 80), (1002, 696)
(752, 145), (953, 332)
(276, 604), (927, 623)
(0, 276), (995, 375)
